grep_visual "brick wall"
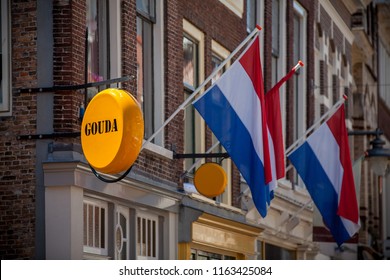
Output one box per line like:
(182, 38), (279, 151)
(53, 0), (85, 133)
(0, 0), (38, 259)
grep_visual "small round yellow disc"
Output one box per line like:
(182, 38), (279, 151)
(194, 163), (227, 197)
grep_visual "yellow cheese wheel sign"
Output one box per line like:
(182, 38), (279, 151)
(81, 88), (144, 174)
(194, 163), (227, 197)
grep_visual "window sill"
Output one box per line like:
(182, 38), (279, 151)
(142, 141), (173, 160)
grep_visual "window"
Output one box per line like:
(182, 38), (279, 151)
(83, 196), (165, 260)
(271, 0), (280, 85)
(137, 0), (155, 140)
(137, 0), (164, 144)
(246, 0), (264, 33)
(271, 0), (287, 147)
(211, 41), (232, 205)
(136, 212), (158, 259)
(183, 20), (205, 174)
(292, 1), (307, 141)
(246, 0), (257, 33)
(183, 35), (198, 171)
(264, 243), (296, 259)
(1, 0), (11, 115)
(86, 0), (122, 103)
(115, 206), (129, 260)
(246, 1), (264, 67)
(83, 198), (108, 256)
(190, 248), (236, 260)
(86, 0), (109, 100)
(292, 1), (307, 186)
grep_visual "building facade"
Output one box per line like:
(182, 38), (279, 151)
(1, 0), (389, 260)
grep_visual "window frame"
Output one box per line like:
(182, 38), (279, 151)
(0, 0), (11, 115)
(292, 1), (307, 141)
(83, 197), (109, 256)
(136, 0), (165, 147)
(292, 1), (307, 187)
(115, 205), (130, 260)
(182, 20), (206, 175)
(136, 211), (159, 260)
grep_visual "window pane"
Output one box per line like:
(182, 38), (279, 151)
(137, 17), (155, 139)
(211, 54), (224, 84)
(137, 217), (141, 256)
(121, 241), (127, 259)
(152, 220), (156, 258)
(184, 90), (195, 169)
(88, 204), (93, 247)
(94, 206), (100, 247)
(265, 243), (295, 259)
(83, 204), (87, 246)
(183, 35), (198, 171)
(293, 14), (301, 67)
(137, 0), (155, 19)
(272, 0), (280, 54)
(147, 219), (151, 256)
(101, 208), (105, 249)
(246, 0), (256, 32)
(86, 0), (109, 102)
(120, 213), (126, 237)
(142, 218), (146, 255)
(183, 37), (198, 88)
(86, 0), (100, 83)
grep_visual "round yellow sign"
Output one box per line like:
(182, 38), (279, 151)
(81, 88), (144, 174)
(194, 163), (227, 198)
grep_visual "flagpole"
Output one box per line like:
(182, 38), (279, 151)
(293, 60), (304, 72)
(142, 25), (262, 150)
(285, 95), (347, 157)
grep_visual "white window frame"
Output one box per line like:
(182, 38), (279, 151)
(293, 1), (307, 141)
(183, 20), (206, 175)
(83, 197), (108, 256)
(292, 1), (307, 188)
(1, 0), (11, 115)
(136, 211), (159, 260)
(220, 0), (244, 18)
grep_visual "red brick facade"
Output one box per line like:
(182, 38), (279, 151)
(2, 0), (378, 259)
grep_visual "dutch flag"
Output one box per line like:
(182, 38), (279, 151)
(193, 34), (274, 217)
(288, 104), (360, 245)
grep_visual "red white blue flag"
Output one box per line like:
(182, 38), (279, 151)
(193, 34), (273, 217)
(288, 104), (360, 245)
(265, 67), (297, 196)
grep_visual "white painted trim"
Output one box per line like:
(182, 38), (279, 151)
(0, 0), (11, 115)
(142, 141), (174, 159)
(219, 0), (244, 18)
(153, 0), (165, 146)
(183, 19), (206, 167)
